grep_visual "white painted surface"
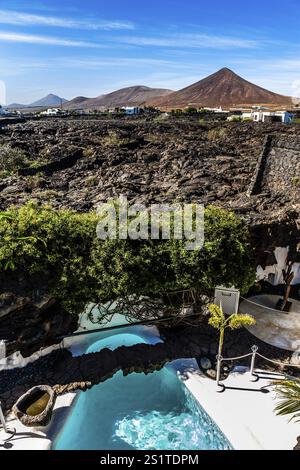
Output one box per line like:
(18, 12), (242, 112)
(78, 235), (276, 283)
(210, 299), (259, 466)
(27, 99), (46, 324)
(0, 341), (6, 360)
(0, 393), (76, 451)
(255, 246), (300, 286)
(183, 368), (300, 450)
(240, 295), (300, 351)
(0, 344), (62, 372)
(274, 247), (289, 285)
(242, 110), (294, 123)
(214, 286), (240, 314)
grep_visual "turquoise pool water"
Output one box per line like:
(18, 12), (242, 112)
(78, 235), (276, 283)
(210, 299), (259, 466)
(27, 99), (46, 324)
(54, 332), (232, 450)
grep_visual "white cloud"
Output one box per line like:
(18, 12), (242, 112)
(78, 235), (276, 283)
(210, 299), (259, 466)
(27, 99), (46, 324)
(0, 10), (135, 30)
(0, 31), (106, 47)
(115, 33), (259, 49)
(55, 57), (201, 70)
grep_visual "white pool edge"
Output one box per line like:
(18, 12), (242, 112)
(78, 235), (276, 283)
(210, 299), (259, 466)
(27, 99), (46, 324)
(181, 367), (299, 450)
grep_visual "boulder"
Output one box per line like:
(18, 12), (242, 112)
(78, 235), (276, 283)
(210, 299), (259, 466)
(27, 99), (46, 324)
(200, 357), (212, 370)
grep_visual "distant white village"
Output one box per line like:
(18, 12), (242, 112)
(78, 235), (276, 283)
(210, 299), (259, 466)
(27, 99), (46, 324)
(0, 103), (298, 124)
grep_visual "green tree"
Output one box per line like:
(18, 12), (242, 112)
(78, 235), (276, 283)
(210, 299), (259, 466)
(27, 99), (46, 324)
(185, 107), (198, 114)
(274, 379), (300, 422)
(208, 303), (256, 357)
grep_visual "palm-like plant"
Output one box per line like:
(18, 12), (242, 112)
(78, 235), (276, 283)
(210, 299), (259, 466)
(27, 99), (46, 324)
(274, 379), (300, 422)
(208, 303), (256, 357)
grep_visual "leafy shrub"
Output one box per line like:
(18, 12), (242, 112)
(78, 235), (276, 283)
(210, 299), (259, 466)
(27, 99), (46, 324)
(184, 107), (198, 114)
(230, 116), (242, 122)
(83, 148), (95, 158)
(207, 127), (228, 141)
(0, 144), (29, 177)
(25, 174), (43, 190)
(85, 175), (98, 187)
(103, 131), (121, 147)
(0, 202), (255, 319)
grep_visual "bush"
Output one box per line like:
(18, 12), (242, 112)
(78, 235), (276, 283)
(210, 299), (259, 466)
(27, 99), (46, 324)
(207, 128), (228, 141)
(0, 202), (255, 319)
(0, 144), (29, 177)
(230, 116), (242, 122)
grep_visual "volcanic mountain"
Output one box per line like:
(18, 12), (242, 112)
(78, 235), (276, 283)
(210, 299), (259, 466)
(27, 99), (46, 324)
(6, 94), (67, 109)
(148, 68), (293, 109)
(64, 86), (173, 110)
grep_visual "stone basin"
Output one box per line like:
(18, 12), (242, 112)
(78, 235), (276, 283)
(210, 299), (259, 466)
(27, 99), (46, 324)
(13, 385), (56, 427)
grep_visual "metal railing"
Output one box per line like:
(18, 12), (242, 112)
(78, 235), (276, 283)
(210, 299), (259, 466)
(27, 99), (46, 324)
(0, 400), (15, 443)
(216, 345), (300, 391)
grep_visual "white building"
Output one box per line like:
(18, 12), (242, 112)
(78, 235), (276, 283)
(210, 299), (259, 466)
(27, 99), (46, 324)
(203, 106), (228, 114)
(40, 108), (66, 116)
(0, 105), (8, 115)
(122, 107), (142, 115)
(242, 110), (294, 124)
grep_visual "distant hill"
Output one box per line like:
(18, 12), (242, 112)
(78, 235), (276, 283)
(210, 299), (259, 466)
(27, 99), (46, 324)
(64, 86), (173, 110)
(5, 103), (27, 109)
(63, 96), (90, 110)
(30, 94), (67, 107)
(148, 68), (293, 109)
(6, 94), (67, 109)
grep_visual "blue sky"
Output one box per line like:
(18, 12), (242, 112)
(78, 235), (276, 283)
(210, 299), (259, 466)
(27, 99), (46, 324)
(0, 0), (300, 103)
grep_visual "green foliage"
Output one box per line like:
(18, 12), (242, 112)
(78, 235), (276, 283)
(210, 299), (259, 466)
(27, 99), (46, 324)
(184, 107), (198, 114)
(274, 379), (300, 422)
(0, 144), (29, 178)
(207, 128), (228, 141)
(230, 116), (242, 122)
(0, 202), (256, 319)
(207, 303), (225, 330)
(208, 304), (255, 331)
(102, 131), (133, 147)
(0, 202), (98, 313)
(208, 303), (255, 355)
(84, 175), (99, 187)
(83, 148), (95, 158)
(291, 176), (300, 187)
(227, 313), (256, 329)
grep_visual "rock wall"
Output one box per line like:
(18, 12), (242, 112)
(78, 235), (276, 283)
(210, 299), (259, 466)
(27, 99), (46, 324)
(250, 135), (300, 195)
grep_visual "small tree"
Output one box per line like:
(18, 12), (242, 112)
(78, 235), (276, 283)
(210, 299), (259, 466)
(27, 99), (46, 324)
(208, 303), (256, 357)
(274, 379), (300, 422)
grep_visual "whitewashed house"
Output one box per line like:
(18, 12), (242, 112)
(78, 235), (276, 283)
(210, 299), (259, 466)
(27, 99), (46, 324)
(242, 110), (294, 124)
(40, 108), (66, 116)
(203, 106), (228, 113)
(0, 105), (8, 115)
(122, 107), (142, 115)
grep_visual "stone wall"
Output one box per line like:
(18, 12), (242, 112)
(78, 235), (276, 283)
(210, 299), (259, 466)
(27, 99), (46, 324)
(250, 135), (300, 195)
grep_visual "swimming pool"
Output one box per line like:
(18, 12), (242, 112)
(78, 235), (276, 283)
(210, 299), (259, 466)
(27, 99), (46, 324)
(54, 331), (232, 450)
